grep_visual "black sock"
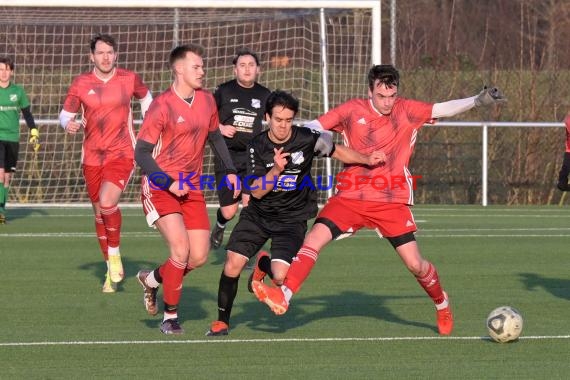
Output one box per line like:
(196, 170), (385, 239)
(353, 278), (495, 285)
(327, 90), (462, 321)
(216, 208), (231, 226)
(217, 272), (239, 324)
(164, 303), (177, 315)
(153, 266), (163, 283)
(258, 254), (273, 279)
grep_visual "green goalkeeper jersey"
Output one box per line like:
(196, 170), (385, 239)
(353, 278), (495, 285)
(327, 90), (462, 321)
(0, 82), (30, 142)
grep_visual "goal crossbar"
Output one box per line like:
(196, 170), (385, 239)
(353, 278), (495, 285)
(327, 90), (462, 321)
(10, 0), (380, 9)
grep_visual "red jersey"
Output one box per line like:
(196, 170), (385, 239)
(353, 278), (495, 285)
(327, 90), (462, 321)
(62, 68), (149, 166)
(565, 114), (570, 153)
(137, 87), (219, 188)
(319, 97), (433, 205)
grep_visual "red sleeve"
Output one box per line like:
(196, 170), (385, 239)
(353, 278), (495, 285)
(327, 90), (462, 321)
(317, 101), (352, 133)
(137, 99), (165, 145)
(402, 98), (434, 129)
(133, 72), (150, 99)
(62, 77), (83, 113)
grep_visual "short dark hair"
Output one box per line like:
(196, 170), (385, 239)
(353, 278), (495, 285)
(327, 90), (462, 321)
(265, 90), (299, 117)
(169, 43), (205, 68)
(90, 33), (117, 53)
(368, 64), (400, 91)
(232, 48), (260, 66)
(0, 57), (14, 70)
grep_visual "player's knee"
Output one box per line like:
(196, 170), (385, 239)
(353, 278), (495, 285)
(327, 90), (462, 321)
(170, 243), (191, 263)
(405, 260), (423, 276)
(220, 205), (237, 220)
(223, 252), (247, 276)
(189, 252), (209, 268)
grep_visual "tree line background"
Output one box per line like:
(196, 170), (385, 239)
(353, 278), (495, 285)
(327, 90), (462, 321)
(378, 0), (570, 204)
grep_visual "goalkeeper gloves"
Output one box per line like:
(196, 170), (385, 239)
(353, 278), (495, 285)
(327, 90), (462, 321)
(474, 86), (507, 107)
(29, 128), (40, 152)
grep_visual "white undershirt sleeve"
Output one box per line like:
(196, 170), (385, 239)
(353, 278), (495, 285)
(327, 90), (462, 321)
(58, 109), (77, 130)
(303, 119), (324, 131)
(432, 96), (477, 118)
(138, 91), (153, 118)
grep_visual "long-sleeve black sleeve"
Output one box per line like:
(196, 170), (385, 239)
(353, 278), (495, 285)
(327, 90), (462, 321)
(135, 139), (174, 189)
(557, 152), (570, 191)
(21, 106), (37, 130)
(208, 129), (237, 174)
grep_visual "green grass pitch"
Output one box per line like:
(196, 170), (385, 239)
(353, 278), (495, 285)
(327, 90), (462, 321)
(0, 205), (569, 379)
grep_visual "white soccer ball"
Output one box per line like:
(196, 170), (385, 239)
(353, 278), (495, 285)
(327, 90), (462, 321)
(486, 306), (523, 343)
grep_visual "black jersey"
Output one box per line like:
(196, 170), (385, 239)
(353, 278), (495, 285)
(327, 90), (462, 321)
(213, 79), (271, 152)
(247, 126), (333, 221)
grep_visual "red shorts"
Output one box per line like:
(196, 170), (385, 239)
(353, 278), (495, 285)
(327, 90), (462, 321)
(316, 196), (417, 238)
(82, 158), (135, 203)
(141, 179), (209, 230)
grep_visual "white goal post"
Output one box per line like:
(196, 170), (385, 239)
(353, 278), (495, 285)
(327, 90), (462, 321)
(3, 0), (381, 205)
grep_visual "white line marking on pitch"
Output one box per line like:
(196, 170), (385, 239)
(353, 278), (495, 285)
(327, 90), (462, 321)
(414, 214), (570, 218)
(2, 229), (570, 239)
(1, 335), (568, 347)
(0, 232), (160, 238)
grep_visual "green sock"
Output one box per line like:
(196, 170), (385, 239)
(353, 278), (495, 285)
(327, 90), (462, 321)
(0, 183), (5, 211)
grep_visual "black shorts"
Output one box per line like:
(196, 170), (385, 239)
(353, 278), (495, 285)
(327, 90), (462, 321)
(215, 168), (251, 207)
(215, 152), (250, 206)
(0, 141), (19, 172)
(226, 207), (307, 263)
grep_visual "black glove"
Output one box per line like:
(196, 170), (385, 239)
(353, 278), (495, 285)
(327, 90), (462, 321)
(557, 152), (570, 191)
(474, 86), (507, 107)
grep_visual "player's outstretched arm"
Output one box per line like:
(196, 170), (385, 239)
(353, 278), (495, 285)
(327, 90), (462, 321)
(432, 86), (506, 119)
(474, 86), (507, 107)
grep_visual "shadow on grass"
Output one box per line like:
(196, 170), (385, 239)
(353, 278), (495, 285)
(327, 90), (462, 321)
(78, 257), (165, 299)
(231, 290), (437, 335)
(79, 257), (216, 331)
(209, 245), (227, 266)
(519, 272), (570, 301)
(2, 207), (49, 222)
(79, 257), (439, 335)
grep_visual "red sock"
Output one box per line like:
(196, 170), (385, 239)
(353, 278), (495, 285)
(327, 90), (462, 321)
(159, 258), (186, 307)
(94, 215), (108, 261)
(283, 245), (319, 293)
(416, 262), (445, 305)
(100, 205), (122, 249)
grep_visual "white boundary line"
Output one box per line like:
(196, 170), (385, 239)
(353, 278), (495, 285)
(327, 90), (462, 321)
(7, 212), (570, 219)
(2, 229), (570, 238)
(1, 335), (569, 347)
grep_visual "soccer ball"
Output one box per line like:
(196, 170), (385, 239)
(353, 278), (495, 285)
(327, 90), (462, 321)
(486, 306), (523, 343)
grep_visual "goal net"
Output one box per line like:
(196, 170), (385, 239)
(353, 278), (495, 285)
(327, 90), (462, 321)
(2, 1), (380, 206)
